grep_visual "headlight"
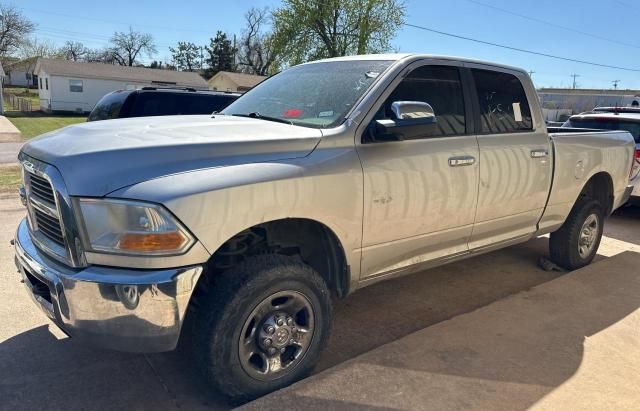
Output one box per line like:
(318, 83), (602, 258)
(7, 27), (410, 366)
(76, 198), (194, 255)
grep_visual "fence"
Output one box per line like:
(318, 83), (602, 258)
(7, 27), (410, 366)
(4, 93), (34, 112)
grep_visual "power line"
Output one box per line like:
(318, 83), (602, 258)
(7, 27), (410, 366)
(465, 0), (640, 50)
(403, 23), (640, 73)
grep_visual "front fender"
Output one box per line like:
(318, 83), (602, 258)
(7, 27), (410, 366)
(110, 151), (364, 286)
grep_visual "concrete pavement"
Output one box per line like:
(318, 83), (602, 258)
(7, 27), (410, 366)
(245, 250), (640, 410)
(0, 116), (21, 143)
(0, 143), (22, 165)
(1, 194), (639, 410)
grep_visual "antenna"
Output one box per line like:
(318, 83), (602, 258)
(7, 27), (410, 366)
(571, 73), (580, 89)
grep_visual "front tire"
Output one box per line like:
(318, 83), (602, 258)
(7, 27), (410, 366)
(190, 255), (332, 402)
(549, 199), (604, 270)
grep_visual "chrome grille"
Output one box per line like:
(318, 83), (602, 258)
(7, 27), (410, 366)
(33, 207), (65, 246)
(28, 172), (56, 204)
(25, 170), (66, 248)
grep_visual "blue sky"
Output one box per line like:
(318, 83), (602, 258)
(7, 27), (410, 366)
(18, 0), (640, 89)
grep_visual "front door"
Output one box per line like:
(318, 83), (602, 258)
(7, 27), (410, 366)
(466, 65), (552, 249)
(357, 62), (479, 279)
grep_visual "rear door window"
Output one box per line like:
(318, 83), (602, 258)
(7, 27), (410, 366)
(471, 69), (533, 133)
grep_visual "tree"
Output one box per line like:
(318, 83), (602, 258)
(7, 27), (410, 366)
(204, 31), (237, 77)
(169, 41), (201, 71)
(272, 0), (405, 65)
(19, 37), (62, 59)
(85, 48), (118, 64)
(109, 27), (157, 66)
(60, 41), (88, 61)
(0, 5), (35, 61)
(238, 7), (278, 76)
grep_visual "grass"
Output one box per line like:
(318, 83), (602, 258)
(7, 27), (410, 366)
(0, 165), (22, 193)
(4, 87), (40, 108)
(5, 112), (87, 140)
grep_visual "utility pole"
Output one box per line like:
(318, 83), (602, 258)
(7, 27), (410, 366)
(612, 79), (621, 90)
(570, 73), (580, 89)
(528, 70), (535, 78)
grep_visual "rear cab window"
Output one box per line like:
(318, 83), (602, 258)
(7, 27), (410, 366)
(471, 69), (533, 133)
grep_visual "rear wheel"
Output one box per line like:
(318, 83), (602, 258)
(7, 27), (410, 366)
(190, 254), (332, 402)
(549, 199), (604, 270)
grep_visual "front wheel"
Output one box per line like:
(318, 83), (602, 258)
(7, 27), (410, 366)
(190, 255), (332, 402)
(549, 199), (604, 270)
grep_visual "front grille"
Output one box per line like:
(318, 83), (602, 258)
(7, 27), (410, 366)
(28, 172), (56, 204)
(33, 208), (65, 246)
(25, 170), (66, 249)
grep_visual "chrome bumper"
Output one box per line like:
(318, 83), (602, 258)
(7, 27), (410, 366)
(14, 218), (203, 353)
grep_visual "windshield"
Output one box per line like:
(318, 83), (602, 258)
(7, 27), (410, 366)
(564, 117), (640, 143)
(222, 60), (394, 128)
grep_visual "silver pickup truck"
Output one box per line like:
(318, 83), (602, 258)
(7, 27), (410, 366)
(14, 54), (635, 400)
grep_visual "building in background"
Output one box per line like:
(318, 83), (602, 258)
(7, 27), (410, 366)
(538, 88), (640, 120)
(34, 58), (208, 113)
(5, 57), (38, 87)
(208, 71), (266, 93)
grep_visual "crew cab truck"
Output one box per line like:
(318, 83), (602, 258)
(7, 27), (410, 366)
(14, 54), (635, 401)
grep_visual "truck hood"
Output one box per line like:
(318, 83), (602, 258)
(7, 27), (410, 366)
(20, 115), (322, 196)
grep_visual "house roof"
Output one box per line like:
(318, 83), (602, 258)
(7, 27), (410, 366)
(6, 57), (38, 72)
(34, 58), (208, 88)
(208, 71), (266, 89)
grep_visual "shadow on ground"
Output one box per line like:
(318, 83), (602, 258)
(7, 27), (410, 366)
(1, 207), (638, 410)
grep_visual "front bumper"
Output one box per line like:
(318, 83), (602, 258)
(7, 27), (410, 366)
(14, 218), (203, 353)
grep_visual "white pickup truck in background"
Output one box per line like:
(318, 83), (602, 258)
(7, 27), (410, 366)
(14, 54), (636, 400)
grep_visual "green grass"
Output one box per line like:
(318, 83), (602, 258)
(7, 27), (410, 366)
(0, 165), (22, 193)
(5, 112), (87, 140)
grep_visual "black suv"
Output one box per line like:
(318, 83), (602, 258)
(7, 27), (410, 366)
(87, 87), (240, 122)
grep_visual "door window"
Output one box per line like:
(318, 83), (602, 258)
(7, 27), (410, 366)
(471, 69), (533, 133)
(378, 65), (466, 138)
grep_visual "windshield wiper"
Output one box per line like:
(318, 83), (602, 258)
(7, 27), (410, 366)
(231, 112), (293, 125)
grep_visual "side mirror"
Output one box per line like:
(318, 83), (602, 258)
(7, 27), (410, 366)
(374, 101), (437, 141)
(391, 101), (436, 122)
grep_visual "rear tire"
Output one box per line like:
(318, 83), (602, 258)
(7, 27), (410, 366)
(549, 199), (604, 270)
(189, 254), (332, 402)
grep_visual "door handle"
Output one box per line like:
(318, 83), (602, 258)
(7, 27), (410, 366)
(448, 156), (476, 167)
(531, 149), (549, 158)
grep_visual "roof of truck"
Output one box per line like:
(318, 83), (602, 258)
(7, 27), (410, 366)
(305, 53), (528, 74)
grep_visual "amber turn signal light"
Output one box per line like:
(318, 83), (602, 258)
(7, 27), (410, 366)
(119, 232), (187, 252)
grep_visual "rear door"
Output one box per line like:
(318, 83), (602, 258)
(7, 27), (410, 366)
(466, 65), (552, 249)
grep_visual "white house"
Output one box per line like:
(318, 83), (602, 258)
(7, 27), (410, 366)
(208, 71), (266, 93)
(34, 58), (209, 113)
(5, 58), (38, 87)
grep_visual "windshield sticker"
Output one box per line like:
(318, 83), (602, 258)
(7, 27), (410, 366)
(365, 71), (380, 78)
(318, 110), (334, 118)
(283, 109), (304, 118)
(513, 102), (523, 122)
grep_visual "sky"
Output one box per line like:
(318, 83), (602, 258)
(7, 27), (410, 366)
(16, 0), (640, 90)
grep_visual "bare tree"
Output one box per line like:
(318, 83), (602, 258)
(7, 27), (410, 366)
(0, 4), (35, 61)
(19, 37), (62, 59)
(238, 7), (277, 76)
(109, 27), (157, 66)
(60, 41), (88, 61)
